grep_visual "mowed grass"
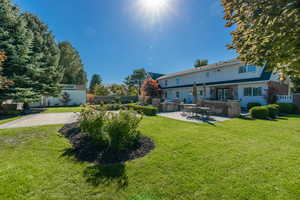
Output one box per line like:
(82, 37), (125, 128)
(42, 106), (83, 113)
(0, 116), (21, 125)
(1, 116), (300, 200)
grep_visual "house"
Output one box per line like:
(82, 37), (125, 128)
(157, 59), (288, 108)
(30, 84), (87, 107)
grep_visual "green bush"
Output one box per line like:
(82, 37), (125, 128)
(247, 102), (262, 110)
(276, 103), (298, 114)
(250, 106), (269, 119)
(267, 104), (280, 118)
(125, 104), (158, 116)
(79, 106), (107, 146)
(105, 111), (142, 151)
(78, 107), (143, 152)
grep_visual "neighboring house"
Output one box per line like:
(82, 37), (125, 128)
(157, 59), (288, 108)
(30, 85), (87, 107)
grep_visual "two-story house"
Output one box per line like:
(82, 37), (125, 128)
(157, 59), (288, 108)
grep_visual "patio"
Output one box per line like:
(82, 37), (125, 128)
(158, 111), (231, 123)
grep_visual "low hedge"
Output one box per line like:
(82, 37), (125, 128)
(276, 103), (298, 114)
(247, 102), (262, 110)
(266, 104), (280, 118)
(250, 106), (269, 119)
(125, 104), (158, 116)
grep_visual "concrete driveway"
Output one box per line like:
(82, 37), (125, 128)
(0, 113), (79, 129)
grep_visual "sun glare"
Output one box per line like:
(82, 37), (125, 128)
(141, 0), (168, 12)
(137, 0), (172, 24)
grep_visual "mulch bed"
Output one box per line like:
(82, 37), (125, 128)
(59, 123), (155, 164)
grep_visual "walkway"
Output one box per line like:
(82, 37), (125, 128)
(0, 113), (78, 129)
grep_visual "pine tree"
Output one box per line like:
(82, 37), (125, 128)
(0, 0), (39, 103)
(22, 13), (63, 97)
(58, 41), (87, 85)
(89, 74), (102, 93)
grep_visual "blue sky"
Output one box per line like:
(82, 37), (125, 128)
(13, 0), (237, 84)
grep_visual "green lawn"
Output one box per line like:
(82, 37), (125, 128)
(1, 116), (300, 200)
(42, 106), (83, 113)
(0, 116), (21, 125)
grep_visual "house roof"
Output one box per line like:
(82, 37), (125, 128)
(147, 72), (165, 80)
(161, 68), (272, 89)
(157, 58), (241, 80)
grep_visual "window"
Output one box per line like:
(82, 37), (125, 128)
(239, 65), (257, 73)
(165, 80), (168, 86)
(165, 91), (168, 98)
(176, 78), (180, 84)
(247, 65), (256, 72)
(176, 91), (180, 98)
(244, 87), (252, 96)
(199, 90), (203, 96)
(206, 72), (210, 78)
(239, 66), (247, 73)
(244, 87), (262, 96)
(253, 87), (262, 96)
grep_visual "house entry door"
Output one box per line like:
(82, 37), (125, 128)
(217, 88), (229, 101)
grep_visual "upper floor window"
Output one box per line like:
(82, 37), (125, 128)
(176, 91), (180, 98)
(206, 72), (210, 78)
(239, 65), (257, 73)
(176, 78), (180, 84)
(164, 80), (168, 86)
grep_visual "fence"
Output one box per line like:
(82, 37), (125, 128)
(277, 95), (293, 103)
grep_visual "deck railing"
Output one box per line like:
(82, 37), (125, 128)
(277, 95), (293, 103)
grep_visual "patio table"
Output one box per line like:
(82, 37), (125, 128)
(183, 105), (211, 119)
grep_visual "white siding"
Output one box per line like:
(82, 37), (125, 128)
(30, 90), (86, 107)
(159, 64), (264, 88)
(238, 83), (268, 108)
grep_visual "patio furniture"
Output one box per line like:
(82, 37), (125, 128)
(182, 104), (211, 120)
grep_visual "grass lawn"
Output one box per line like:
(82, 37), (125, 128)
(0, 116), (21, 125)
(1, 116), (300, 200)
(41, 106), (83, 113)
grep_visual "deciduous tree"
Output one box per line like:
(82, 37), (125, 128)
(194, 59), (208, 68)
(222, 0), (300, 76)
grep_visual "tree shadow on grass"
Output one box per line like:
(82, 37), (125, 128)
(83, 163), (128, 189)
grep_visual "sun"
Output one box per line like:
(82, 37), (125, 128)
(141, 0), (169, 12)
(137, 0), (171, 24)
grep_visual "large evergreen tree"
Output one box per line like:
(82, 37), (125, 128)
(89, 74), (102, 93)
(22, 13), (62, 97)
(222, 0), (300, 76)
(0, 0), (38, 103)
(58, 41), (87, 85)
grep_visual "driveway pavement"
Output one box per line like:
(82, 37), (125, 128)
(0, 113), (79, 129)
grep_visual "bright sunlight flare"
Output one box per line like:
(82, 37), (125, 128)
(136, 0), (172, 25)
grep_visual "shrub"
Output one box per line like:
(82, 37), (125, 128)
(276, 103), (298, 114)
(250, 106), (269, 119)
(247, 102), (262, 110)
(79, 106), (107, 146)
(125, 104), (158, 116)
(78, 107), (143, 152)
(267, 104), (280, 118)
(105, 111), (142, 151)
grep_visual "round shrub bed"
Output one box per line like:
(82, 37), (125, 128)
(59, 123), (155, 164)
(59, 107), (155, 164)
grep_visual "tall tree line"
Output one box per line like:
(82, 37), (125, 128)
(0, 0), (86, 104)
